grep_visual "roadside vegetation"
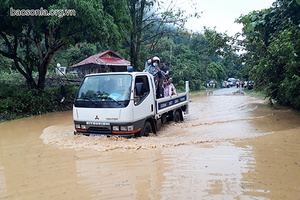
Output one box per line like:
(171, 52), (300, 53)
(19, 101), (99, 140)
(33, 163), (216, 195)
(243, 89), (267, 100)
(237, 0), (300, 109)
(0, 0), (299, 121)
(0, 71), (78, 121)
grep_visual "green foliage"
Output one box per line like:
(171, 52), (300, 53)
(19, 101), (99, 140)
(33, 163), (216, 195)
(0, 0), (243, 120)
(0, 86), (52, 120)
(0, 71), (27, 85)
(0, 0), (130, 89)
(52, 43), (101, 68)
(141, 28), (238, 92)
(206, 62), (226, 82)
(0, 84), (78, 121)
(237, 0), (300, 109)
(126, 0), (200, 69)
(0, 70), (78, 121)
(0, 55), (12, 72)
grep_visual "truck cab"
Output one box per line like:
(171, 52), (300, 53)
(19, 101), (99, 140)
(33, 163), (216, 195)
(73, 71), (189, 137)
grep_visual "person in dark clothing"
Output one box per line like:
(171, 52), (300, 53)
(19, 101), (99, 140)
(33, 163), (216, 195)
(160, 61), (170, 79)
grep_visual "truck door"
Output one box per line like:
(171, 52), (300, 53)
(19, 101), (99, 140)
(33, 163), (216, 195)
(133, 75), (155, 123)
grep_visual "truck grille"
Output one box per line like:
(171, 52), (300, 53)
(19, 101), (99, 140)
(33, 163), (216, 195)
(88, 126), (111, 134)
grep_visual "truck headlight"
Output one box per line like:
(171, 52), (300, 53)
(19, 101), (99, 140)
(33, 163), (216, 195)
(81, 124), (87, 129)
(120, 126), (128, 131)
(112, 126), (120, 131)
(75, 124), (81, 129)
(120, 125), (134, 131)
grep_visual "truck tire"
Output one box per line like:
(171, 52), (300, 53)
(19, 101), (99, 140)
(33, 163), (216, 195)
(142, 121), (153, 137)
(136, 121), (153, 137)
(174, 110), (182, 122)
(161, 113), (168, 124)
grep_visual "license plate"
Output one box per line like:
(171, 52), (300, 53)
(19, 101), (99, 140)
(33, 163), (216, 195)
(90, 134), (102, 137)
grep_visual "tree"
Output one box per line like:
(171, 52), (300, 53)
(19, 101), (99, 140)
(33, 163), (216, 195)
(51, 43), (101, 71)
(206, 62), (226, 82)
(237, 0), (300, 108)
(0, 0), (129, 89)
(189, 29), (236, 82)
(126, 0), (199, 69)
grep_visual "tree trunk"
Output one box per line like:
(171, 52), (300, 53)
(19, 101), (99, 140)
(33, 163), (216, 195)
(129, 0), (146, 71)
(13, 58), (37, 89)
(37, 51), (55, 89)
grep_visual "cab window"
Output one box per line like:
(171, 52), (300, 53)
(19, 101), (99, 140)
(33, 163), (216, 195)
(134, 75), (150, 105)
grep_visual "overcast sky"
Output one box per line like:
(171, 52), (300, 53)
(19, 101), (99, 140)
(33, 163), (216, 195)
(173, 0), (275, 35)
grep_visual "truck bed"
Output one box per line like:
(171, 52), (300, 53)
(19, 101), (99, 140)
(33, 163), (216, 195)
(155, 92), (189, 117)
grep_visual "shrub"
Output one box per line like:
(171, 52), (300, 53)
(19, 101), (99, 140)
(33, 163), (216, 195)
(0, 84), (78, 121)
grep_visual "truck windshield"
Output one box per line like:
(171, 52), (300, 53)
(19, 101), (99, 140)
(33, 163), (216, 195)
(74, 74), (132, 108)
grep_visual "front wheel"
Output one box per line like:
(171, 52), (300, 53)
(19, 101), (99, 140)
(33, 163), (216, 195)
(142, 121), (153, 137)
(136, 121), (153, 137)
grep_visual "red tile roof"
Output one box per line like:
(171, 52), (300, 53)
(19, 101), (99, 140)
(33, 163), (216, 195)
(70, 50), (130, 68)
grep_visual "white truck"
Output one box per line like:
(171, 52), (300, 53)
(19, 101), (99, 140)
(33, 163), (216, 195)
(73, 71), (189, 137)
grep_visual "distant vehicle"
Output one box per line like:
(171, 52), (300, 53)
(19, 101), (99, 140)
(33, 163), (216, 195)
(227, 78), (236, 82)
(207, 80), (216, 88)
(247, 81), (254, 90)
(227, 78), (236, 87)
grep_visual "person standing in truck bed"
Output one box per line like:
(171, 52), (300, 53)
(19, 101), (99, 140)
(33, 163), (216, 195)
(160, 60), (170, 79)
(146, 56), (162, 98)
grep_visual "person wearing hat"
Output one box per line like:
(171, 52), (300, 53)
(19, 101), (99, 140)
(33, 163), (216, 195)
(145, 56), (164, 98)
(147, 56), (160, 75)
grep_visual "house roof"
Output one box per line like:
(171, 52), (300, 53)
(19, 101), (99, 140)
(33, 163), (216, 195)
(70, 50), (130, 68)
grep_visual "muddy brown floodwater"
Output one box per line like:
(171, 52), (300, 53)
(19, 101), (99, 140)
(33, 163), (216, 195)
(0, 87), (299, 200)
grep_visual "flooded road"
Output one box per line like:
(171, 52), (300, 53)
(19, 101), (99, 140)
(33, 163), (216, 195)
(0, 87), (299, 199)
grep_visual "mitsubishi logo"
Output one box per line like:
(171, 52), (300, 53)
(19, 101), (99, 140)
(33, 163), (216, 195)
(95, 115), (99, 120)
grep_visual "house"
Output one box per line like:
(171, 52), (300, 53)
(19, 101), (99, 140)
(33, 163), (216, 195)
(69, 50), (131, 76)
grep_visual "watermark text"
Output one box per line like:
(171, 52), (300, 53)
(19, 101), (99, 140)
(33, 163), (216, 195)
(10, 7), (76, 18)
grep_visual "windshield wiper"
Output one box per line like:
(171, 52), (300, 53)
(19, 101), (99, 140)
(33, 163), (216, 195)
(82, 97), (98, 105)
(107, 97), (121, 105)
(100, 93), (121, 105)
